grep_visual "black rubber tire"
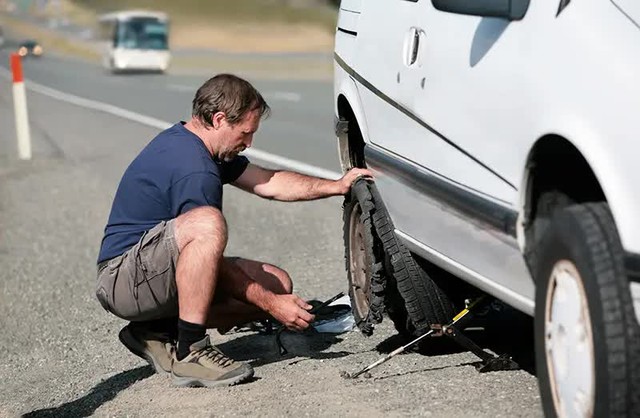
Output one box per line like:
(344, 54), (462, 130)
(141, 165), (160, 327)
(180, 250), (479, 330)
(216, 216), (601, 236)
(532, 202), (640, 417)
(368, 184), (456, 334)
(343, 179), (455, 336)
(384, 276), (415, 338)
(343, 180), (388, 335)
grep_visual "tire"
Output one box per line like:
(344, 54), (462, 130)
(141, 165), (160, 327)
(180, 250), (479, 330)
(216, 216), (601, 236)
(343, 179), (455, 336)
(532, 202), (640, 417)
(108, 58), (118, 74)
(367, 183), (456, 334)
(343, 179), (390, 335)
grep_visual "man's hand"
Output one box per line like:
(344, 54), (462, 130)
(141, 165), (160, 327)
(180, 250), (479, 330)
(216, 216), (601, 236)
(267, 294), (315, 332)
(337, 168), (374, 195)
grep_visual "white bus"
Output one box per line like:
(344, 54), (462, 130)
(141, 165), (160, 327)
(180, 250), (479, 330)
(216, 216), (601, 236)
(98, 10), (170, 73)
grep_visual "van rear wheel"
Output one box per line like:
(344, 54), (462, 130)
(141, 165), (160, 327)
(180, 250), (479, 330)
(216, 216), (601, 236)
(533, 203), (640, 417)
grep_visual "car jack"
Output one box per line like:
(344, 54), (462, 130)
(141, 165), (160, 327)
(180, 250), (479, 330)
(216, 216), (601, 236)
(431, 321), (520, 373)
(342, 296), (519, 379)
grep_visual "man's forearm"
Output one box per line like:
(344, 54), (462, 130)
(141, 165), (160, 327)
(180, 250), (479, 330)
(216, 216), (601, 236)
(261, 170), (342, 201)
(234, 164), (371, 202)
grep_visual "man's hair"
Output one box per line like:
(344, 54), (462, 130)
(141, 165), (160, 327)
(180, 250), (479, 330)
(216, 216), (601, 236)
(192, 74), (270, 127)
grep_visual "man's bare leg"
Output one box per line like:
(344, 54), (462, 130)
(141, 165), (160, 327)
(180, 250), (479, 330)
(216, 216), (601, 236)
(206, 257), (294, 330)
(170, 207), (255, 387)
(173, 206), (227, 357)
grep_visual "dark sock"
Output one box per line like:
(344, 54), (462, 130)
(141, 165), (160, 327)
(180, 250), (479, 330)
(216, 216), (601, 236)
(177, 319), (206, 360)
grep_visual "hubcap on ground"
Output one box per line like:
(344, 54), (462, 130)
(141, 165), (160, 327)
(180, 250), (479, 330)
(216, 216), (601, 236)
(348, 202), (372, 320)
(545, 260), (595, 418)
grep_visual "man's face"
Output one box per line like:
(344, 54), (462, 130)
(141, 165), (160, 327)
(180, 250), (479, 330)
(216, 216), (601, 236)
(214, 109), (261, 162)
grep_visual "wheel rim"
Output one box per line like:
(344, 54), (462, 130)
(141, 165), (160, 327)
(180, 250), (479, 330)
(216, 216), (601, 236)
(544, 260), (595, 418)
(348, 201), (372, 320)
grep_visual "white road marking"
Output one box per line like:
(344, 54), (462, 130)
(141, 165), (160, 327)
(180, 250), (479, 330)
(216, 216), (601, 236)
(0, 66), (340, 179)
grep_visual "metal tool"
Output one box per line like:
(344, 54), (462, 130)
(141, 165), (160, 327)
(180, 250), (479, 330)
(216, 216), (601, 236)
(275, 291), (346, 355)
(342, 296), (518, 379)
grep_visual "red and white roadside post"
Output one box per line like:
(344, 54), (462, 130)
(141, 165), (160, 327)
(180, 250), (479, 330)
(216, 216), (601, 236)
(11, 53), (31, 160)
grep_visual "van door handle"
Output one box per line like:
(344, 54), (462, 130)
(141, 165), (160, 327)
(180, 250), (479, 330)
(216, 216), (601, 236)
(404, 27), (424, 67)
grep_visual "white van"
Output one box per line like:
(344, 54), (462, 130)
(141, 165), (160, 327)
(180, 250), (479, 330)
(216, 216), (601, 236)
(98, 10), (170, 73)
(334, 0), (640, 416)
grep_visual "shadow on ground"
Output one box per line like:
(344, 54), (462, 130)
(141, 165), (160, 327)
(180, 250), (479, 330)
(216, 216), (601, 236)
(110, 69), (166, 76)
(218, 328), (351, 368)
(375, 305), (536, 375)
(22, 366), (154, 418)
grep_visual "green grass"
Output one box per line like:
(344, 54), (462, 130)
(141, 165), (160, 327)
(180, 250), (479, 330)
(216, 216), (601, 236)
(73, 0), (337, 30)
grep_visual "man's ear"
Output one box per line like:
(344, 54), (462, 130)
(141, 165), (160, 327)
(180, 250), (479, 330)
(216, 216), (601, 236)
(211, 111), (226, 129)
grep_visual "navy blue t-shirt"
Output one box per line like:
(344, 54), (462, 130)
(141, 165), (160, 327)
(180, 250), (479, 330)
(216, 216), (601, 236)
(97, 122), (249, 263)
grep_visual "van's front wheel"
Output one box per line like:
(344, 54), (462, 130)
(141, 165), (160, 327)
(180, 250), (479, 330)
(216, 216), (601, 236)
(533, 203), (640, 417)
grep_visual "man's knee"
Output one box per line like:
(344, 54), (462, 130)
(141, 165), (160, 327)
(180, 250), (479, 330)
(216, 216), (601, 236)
(229, 259), (293, 295)
(174, 206), (227, 252)
(265, 264), (293, 294)
(282, 273), (293, 294)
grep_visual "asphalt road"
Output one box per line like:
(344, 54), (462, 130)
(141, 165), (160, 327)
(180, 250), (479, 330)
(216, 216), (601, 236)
(0, 51), (542, 417)
(0, 48), (340, 175)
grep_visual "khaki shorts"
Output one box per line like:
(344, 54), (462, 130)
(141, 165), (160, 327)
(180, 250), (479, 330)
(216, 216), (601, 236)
(96, 220), (179, 321)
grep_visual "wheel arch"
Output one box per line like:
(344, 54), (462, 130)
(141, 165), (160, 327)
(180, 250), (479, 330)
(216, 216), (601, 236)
(522, 135), (606, 216)
(335, 77), (370, 171)
(518, 134), (607, 255)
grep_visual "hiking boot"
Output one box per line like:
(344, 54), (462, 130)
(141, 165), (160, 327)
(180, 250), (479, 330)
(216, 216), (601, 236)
(171, 335), (254, 387)
(118, 323), (174, 374)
